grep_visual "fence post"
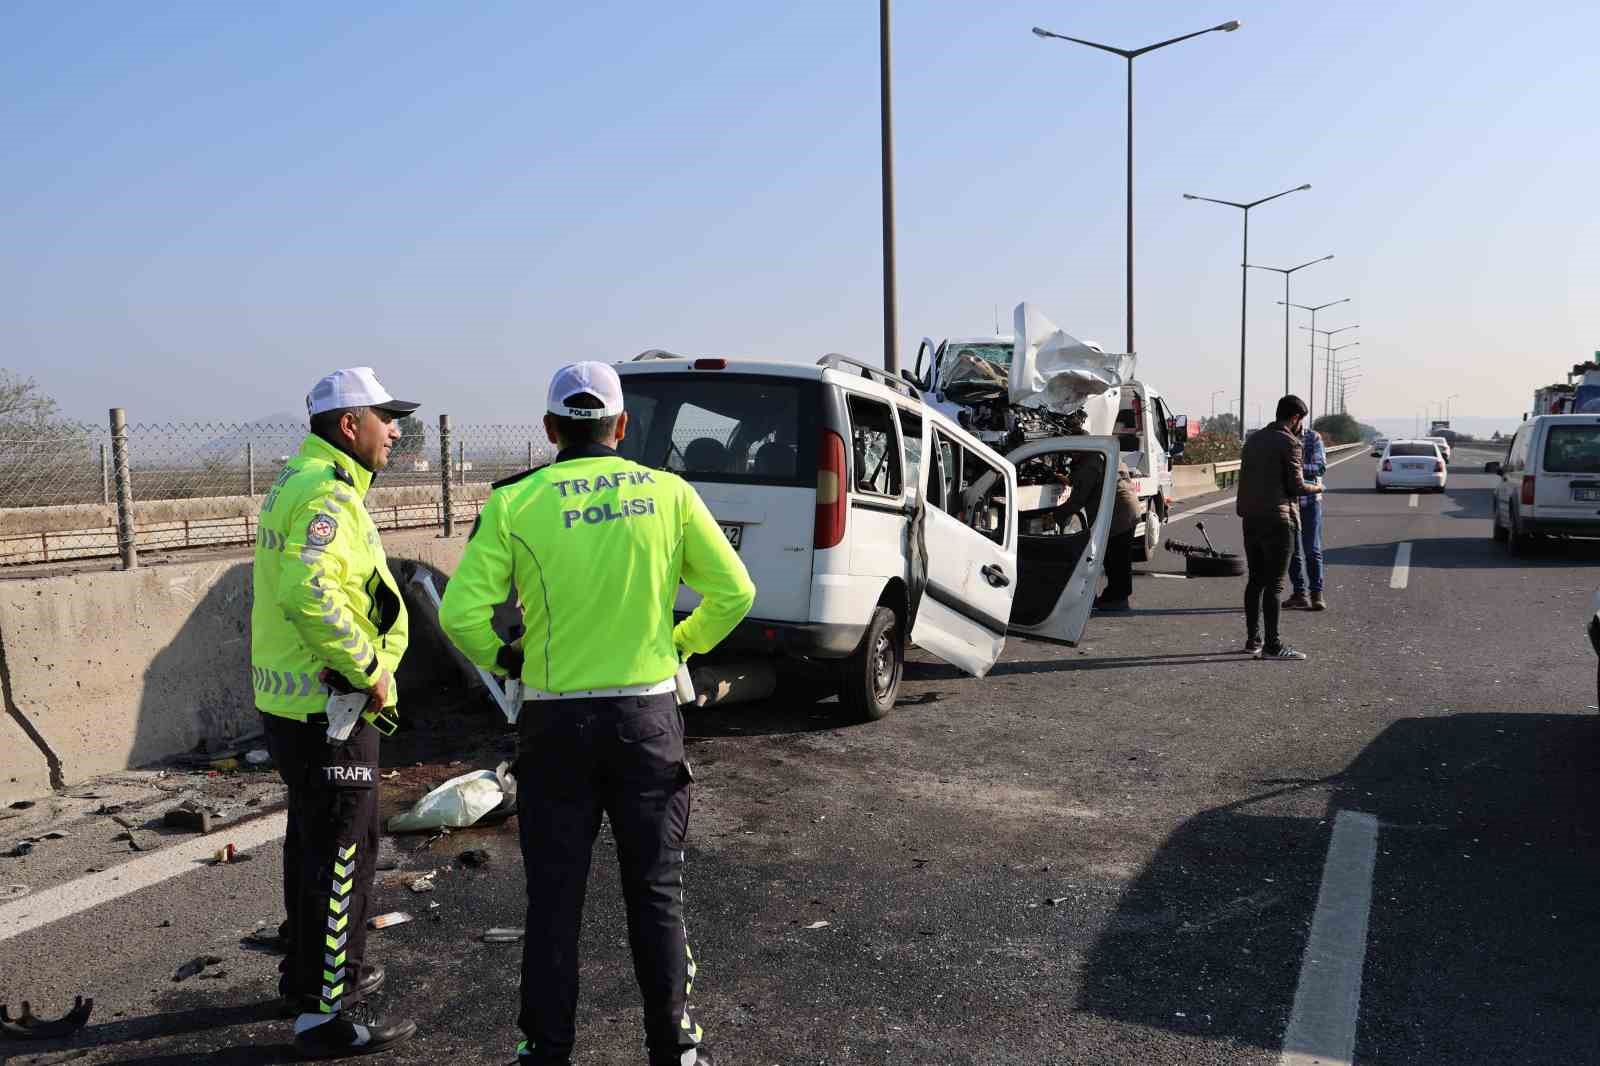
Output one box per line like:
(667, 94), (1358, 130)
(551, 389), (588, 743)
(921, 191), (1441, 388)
(100, 444), (110, 505)
(439, 414), (454, 537)
(527, 441), (534, 470)
(247, 442), (255, 496)
(458, 440), (465, 483)
(109, 408), (138, 570)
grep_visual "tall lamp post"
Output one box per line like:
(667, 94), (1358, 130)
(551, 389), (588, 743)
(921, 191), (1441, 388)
(1033, 19), (1241, 357)
(1210, 388), (1226, 420)
(1248, 256), (1334, 393)
(1278, 296), (1349, 421)
(1185, 183), (1313, 442)
(880, 0), (898, 372)
(1446, 392), (1461, 423)
(1301, 323), (1358, 419)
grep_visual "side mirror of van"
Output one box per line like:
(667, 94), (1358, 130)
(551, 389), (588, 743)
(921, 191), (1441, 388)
(1483, 461), (1501, 475)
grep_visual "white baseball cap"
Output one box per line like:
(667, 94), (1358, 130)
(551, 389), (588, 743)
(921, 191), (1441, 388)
(306, 367), (420, 417)
(547, 361), (625, 419)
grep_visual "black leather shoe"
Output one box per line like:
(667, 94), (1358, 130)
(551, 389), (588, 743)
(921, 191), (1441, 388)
(293, 1015), (416, 1059)
(281, 964), (385, 1015)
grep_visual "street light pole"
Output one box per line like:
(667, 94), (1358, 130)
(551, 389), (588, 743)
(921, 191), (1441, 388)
(1248, 255), (1333, 393)
(880, 0), (899, 373)
(1210, 388), (1225, 420)
(1447, 393), (1460, 423)
(1301, 323), (1358, 421)
(1034, 19), (1240, 357)
(1185, 183), (1313, 444)
(1277, 296), (1348, 422)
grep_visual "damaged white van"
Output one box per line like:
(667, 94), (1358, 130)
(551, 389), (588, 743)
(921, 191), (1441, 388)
(614, 352), (1120, 719)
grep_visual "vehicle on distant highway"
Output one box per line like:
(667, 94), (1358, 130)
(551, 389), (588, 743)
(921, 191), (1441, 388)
(1486, 414), (1600, 554)
(617, 351), (1119, 718)
(1425, 436), (1454, 463)
(1370, 436), (1390, 457)
(1376, 440), (1446, 492)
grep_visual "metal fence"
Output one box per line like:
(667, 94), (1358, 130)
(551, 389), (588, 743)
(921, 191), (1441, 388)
(0, 411), (556, 567)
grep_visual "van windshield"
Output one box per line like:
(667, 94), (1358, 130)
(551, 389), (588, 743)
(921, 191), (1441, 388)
(1543, 425), (1600, 473)
(615, 373), (819, 487)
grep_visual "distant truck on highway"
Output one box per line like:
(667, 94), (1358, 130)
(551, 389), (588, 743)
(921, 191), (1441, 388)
(1530, 357), (1600, 418)
(912, 303), (1187, 562)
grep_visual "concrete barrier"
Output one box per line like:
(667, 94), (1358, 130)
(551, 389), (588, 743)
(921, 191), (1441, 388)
(0, 526), (471, 795)
(1170, 464), (1218, 500)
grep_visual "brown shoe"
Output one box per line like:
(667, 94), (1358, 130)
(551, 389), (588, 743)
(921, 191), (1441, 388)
(1282, 592), (1311, 610)
(1310, 592), (1328, 611)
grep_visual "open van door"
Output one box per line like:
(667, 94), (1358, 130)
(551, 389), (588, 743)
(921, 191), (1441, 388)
(1003, 435), (1120, 645)
(909, 422), (1019, 678)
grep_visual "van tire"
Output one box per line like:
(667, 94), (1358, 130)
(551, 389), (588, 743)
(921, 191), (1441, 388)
(1491, 506), (1509, 543)
(840, 607), (902, 721)
(1508, 510), (1534, 556)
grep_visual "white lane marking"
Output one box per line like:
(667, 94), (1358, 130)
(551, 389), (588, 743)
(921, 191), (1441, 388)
(1408, 494), (1418, 508)
(0, 811), (287, 942)
(1168, 446), (1368, 524)
(1279, 810), (1380, 1066)
(1389, 542), (1412, 589)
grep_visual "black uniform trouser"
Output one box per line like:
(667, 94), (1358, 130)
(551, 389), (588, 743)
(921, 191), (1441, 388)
(261, 711), (381, 1014)
(515, 693), (699, 1065)
(1103, 528), (1136, 599)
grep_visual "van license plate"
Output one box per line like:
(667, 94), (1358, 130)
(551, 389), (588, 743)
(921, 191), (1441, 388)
(720, 523), (743, 550)
(1574, 488), (1600, 502)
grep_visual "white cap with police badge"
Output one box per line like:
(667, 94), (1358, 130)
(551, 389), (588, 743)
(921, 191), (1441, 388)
(306, 367), (420, 417)
(547, 361), (625, 419)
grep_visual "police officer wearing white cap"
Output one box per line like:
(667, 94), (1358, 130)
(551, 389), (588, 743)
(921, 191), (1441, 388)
(251, 367), (421, 1058)
(441, 360), (755, 1066)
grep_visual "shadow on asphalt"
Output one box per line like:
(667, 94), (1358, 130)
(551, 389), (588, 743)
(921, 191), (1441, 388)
(0, 997), (295, 1063)
(1078, 712), (1600, 1064)
(904, 651), (1253, 682)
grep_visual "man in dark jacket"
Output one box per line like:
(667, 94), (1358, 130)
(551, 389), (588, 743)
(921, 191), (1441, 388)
(1236, 396), (1323, 660)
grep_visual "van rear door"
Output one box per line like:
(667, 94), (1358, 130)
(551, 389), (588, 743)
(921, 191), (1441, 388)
(1534, 419), (1600, 517)
(1003, 435), (1121, 645)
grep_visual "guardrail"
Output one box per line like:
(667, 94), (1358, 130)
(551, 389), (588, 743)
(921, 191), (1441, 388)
(1194, 441), (1366, 494)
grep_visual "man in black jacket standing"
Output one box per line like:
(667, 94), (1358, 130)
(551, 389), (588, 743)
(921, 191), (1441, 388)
(1235, 396), (1323, 660)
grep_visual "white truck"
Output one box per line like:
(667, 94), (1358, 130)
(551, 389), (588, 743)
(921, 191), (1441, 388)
(913, 303), (1188, 561)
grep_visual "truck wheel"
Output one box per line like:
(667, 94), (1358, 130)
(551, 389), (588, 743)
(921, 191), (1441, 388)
(839, 607), (902, 721)
(1131, 503), (1162, 563)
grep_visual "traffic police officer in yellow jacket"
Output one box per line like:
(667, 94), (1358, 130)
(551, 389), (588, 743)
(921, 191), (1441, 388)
(439, 361), (755, 1066)
(253, 367), (419, 1059)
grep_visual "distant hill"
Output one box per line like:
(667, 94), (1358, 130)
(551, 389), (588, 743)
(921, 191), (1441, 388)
(194, 413), (307, 462)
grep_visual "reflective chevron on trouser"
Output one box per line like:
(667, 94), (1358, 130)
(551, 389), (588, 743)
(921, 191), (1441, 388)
(319, 842), (358, 1013)
(679, 858), (702, 1044)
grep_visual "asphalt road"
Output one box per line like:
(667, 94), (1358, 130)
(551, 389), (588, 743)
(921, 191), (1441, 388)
(3, 442), (1597, 1066)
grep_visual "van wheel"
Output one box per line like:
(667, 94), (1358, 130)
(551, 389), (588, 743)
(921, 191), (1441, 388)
(1491, 506), (1509, 543)
(1508, 510), (1533, 556)
(840, 607), (902, 721)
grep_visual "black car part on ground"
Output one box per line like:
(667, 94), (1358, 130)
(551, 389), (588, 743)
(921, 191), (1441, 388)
(0, 996), (94, 1040)
(1164, 521), (1246, 577)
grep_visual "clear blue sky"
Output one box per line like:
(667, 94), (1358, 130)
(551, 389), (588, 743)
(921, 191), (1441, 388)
(3, 0), (1595, 431)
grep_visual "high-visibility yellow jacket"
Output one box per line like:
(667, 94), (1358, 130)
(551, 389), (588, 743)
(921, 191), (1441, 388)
(251, 434), (409, 720)
(438, 444), (755, 695)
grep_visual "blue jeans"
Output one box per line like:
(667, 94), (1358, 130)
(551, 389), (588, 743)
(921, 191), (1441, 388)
(1289, 496), (1324, 594)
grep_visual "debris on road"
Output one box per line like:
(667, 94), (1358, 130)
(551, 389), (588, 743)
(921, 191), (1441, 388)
(172, 956), (225, 982)
(212, 844), (237, 864)
(369, 911), (413, 930)
(4, 842), (32, 858)
(0, 996), (94, 1040)
(1045, 897), (1070, 907)
(804, 921), (831, 930)
(5, 831), (69, 858)
(1165, 521), (1245, 578)
(407, 872), (437, 893)
(242, 925), (290, 954)
(163, 800), (214, 834)
(387, 764), (516, 833)
(457, 848), (491, 868)
(482, 928), (524, 943)
(244, 749), (272, 768)
(0, 884), (29, 901)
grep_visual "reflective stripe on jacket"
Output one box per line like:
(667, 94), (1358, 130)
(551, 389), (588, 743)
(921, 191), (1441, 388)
(250, 434), (409, 720)
(438, 444), (755, 695)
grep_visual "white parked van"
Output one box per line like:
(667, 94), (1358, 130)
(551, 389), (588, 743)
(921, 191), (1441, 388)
(1487, 414), (1600, 554)
(614, 353), (1120, 719)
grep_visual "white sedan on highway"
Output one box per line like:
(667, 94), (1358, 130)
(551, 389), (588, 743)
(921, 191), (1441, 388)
(1376, 439), (1447, 492)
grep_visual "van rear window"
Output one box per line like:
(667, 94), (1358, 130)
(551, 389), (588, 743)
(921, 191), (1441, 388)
(1543, 425), (1600, 473)
(614, 374), (819, 486)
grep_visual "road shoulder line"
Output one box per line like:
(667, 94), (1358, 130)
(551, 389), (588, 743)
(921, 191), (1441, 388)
(1279, 809), (1380, 1066)
(1389, 542), (1412, 589)
(0, 810), (287, 942)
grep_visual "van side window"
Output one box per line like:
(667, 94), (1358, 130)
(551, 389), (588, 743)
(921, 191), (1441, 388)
(958, 445), (1006, 544)
(897, 409), (924, 495)
(930, 430), (959, 513)
(847, 395), (903, 498)
(1508, 428), (1528, 471)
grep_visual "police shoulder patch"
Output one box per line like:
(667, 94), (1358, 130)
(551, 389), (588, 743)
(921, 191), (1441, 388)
(306, 513), (339, 546)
